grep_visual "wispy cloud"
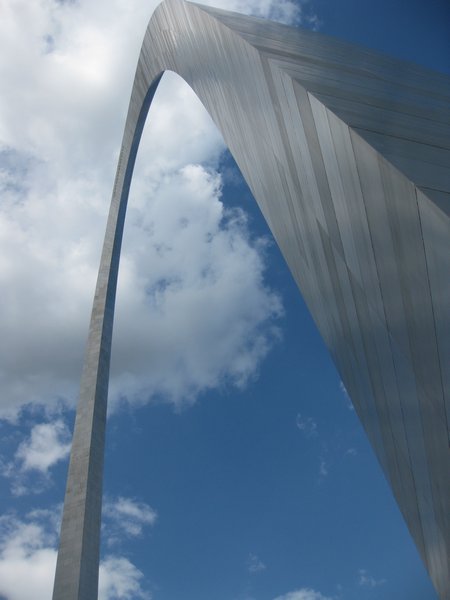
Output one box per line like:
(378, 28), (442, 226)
(103, 496), (158, 544)
(247, 552), (266, 573)
(358, 568), (387, 588)
(339, 381), (354, 411)
(319, 457), (328, 479)
(295, 414), (332, 480)
(296, 413), (318, 438)
(273, 588), (332, 600)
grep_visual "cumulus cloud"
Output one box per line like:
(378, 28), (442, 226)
(0, 0), (306, 422)
(0, 508), (61, 600)
(1, 418), (71, 495)
(15, 420), (71, 472)
(109, 160), (283, 412)
(0, 509), (150, 600)
(273, 589), (332, 600)
(0, 513), (57, 600)
(99, 557), (150, 600)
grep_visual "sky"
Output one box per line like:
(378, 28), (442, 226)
(0, 0), (448, 599)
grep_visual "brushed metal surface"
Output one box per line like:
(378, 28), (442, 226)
(53, 1), (450, 598)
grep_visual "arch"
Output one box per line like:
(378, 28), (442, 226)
(53, 1), (450, 598)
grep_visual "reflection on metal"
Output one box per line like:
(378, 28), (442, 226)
(52, 0), (450, 598)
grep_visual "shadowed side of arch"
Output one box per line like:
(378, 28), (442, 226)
(53, 1), (450, 598)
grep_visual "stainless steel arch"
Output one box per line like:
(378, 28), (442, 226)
(53, 1), (450, 598)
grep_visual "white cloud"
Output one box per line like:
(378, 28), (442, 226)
(0, 509), (151, 600)
(0, 0), (311, 421)
(0, 511), (58, 600)
(273, 589), (332, 600)
(103, 496), (157, 542)
(99, 556), (150, 600)
(109, 160), (283, 412)
(15, 420), (71, 472)
(221, 0), (301, 24)
(358, 568), (387, 588)
(0, 418), (71, 495)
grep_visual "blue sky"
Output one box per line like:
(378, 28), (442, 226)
(0, 0), (448, 599)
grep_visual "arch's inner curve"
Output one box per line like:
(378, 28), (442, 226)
(53, 1), (450, 598)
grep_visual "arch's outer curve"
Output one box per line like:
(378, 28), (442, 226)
(53, 1), (450, 598)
